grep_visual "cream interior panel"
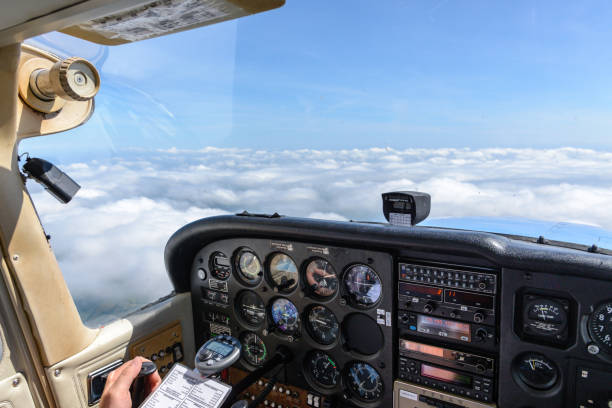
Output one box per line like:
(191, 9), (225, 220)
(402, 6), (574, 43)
(45, 293), (194, 408)
(0, 373), (36, 408)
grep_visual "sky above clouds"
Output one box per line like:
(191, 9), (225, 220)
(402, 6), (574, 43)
(20, 0), (612, 324)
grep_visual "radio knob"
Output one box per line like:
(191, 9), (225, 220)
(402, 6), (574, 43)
(475, 328), (488, 342)
(473, 311), (485, 323)
(423, 302), (435, 313)
(450, 310), (459, 319)
(478, 281), (487, 290)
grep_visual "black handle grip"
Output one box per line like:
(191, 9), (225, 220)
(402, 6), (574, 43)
(131, 361), (158, 408)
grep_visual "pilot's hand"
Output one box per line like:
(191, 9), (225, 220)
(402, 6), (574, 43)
(100, 357), (162, 408)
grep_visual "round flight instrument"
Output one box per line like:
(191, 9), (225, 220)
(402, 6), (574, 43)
(236, 291), (266, 326)
(344, 362), (384, 402)
(524, 298), (568, 336)
(240, 332), (267, 366)
(343, 264), (382, 306)
(306, 305), (339, 345)
(588, 301), (612, 354)
(514, 352), (558, 390)
(235, 248), (262, 285)
(305, 258), (338, 298)
(268, 253), (298, 292)
(305, 351), (340, 388)
(270, 298), (299, 334)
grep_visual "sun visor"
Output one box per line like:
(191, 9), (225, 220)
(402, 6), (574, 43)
(60, 0), (284, 45)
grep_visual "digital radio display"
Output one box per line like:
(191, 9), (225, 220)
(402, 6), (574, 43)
(421, 364), (473, 386)
(399, 339), (445, 358)
(399, 282), (443, 301)
(444, 290), (494, 309)
(214, 256), (230, 267)
(417, 315), (471, 342)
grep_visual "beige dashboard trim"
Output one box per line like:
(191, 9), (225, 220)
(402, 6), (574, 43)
(0, 43), (97, 369)
(45, 293), (194, 408)
(0, 373), (36, 408)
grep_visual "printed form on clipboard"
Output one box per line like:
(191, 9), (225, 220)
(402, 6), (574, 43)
(140, 363), (231, 408)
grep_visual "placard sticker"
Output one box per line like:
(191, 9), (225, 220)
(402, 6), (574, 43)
(306, 246), (330, 255)
(271, 242), (294, 252)
(399, 389), (418, 401)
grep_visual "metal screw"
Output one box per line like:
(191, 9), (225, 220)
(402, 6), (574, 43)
(54, 368), (61, 377)
(587, 344), (600, 355)
(12, 378), (19, 387)
(12, 254), (19, 261)
(74, 72), (86, 85)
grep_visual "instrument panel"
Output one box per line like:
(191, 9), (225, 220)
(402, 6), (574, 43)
(190, 238), (394, 407)
(175, 215), (612, 408)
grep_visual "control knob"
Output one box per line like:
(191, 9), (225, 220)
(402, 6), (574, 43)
(474, 311), (485, 323)
(475, 328), (488, 342)
(423, 302), (435, 314)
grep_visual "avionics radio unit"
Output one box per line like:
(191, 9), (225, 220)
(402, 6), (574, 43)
(398, 358), (494, 403)
(398, 262), (497, 326)
(398, 313), (496, 351)
(399, 339), (495, 377)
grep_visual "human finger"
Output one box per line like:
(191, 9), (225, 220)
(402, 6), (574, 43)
(112, 358), (143, 390)
(146, 370), (162, 394)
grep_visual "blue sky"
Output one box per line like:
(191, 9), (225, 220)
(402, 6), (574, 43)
(23, 0), (612, 157)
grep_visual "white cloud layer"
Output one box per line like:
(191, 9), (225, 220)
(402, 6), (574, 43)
(27, 147), (612, 325)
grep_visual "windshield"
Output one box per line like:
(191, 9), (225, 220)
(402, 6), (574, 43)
(21, 1), (612, 326)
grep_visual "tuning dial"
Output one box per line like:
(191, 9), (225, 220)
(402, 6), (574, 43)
(423, 302), (435, 314)
(474, 311), (485, 323)
(475, 328), (488, 342)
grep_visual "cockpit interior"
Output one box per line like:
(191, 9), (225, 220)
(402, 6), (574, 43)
(0, 1), (611, 408)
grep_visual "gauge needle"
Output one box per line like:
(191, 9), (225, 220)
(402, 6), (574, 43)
(529, 360), (535, 370)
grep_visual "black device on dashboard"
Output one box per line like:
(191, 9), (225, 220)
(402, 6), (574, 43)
(399, 358), (494, 403)
(22, 157), (80, 203)
(382, 191), (431, 226)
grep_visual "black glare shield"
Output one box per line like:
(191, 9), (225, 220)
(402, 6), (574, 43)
(382, 191), (431, 226)
(23, 157), (80, 203)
